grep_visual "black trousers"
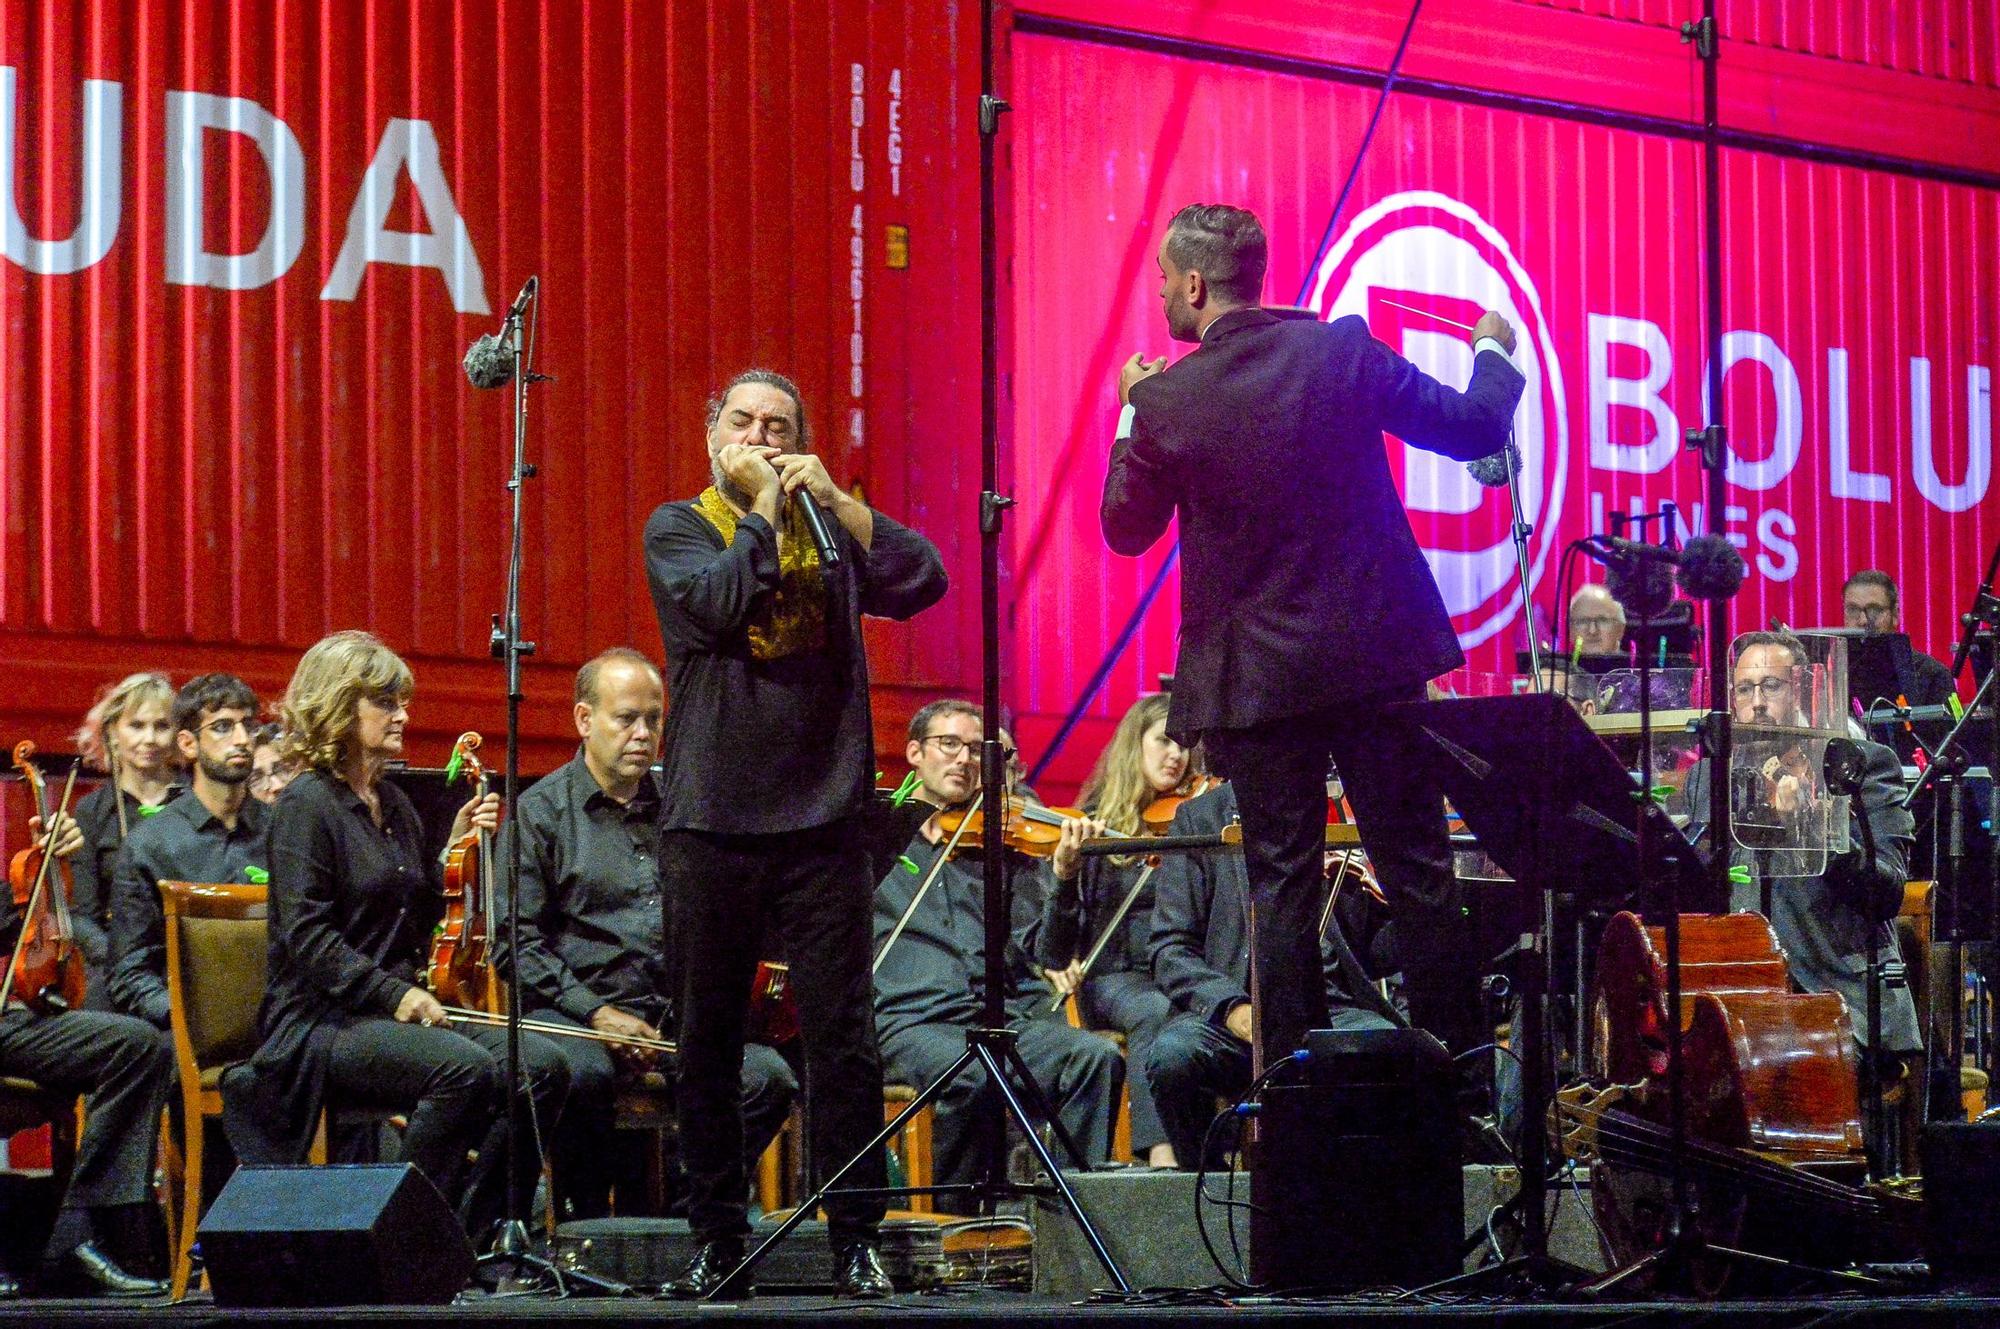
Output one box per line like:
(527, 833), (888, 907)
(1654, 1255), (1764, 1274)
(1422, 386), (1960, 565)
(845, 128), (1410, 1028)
(1207, 690), (1482, 1067)
(0, 1006), (174, 1237)
(1077, 971), (1172, 1152)
(536, 1008), (797, 1221)
(323, 1019), (570, 1238)
(879, 1014), (1123, 1203)
(662, 818), (886, 1246)
(1147, 1013), (1252, 1169)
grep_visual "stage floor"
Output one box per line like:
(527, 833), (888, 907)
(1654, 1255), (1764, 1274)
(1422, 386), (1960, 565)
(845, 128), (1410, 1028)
(12, 1289), (2000, 1328)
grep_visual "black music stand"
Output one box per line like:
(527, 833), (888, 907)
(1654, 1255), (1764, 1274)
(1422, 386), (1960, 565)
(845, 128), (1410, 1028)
(1389, 693), (1713, 1291)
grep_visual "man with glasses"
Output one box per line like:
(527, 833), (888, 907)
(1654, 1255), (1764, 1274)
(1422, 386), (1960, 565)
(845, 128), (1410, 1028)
(107, 674), (269, 1030)
(1682, 633), (1918, 1067)
(1569, 583), (1627, 658)
(247, 724), (300, 806)
(871, 700), (1123, 1203)
(1841, 569), (1955, 706)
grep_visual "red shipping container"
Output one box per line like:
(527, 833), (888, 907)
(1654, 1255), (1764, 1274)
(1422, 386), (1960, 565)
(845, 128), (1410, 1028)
(1003, 7), (2000, 790)
(0, 0), (986, 775)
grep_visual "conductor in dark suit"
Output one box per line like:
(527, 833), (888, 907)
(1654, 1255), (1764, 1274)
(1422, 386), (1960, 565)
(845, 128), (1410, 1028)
(1099, 203), (1526, 1068)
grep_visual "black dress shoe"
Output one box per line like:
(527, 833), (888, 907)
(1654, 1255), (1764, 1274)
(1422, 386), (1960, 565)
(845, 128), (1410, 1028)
(662, 1239), (749, 1299)
(0, 1266), (18, 1300)
(66, 1242), (167, 1298)
(834, 1242), (894, 1299)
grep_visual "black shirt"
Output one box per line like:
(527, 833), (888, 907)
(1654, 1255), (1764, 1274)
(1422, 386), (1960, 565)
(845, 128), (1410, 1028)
(644, 498), (947, 834)
(107, 791), (270, 1027)
(227, 768), (443, 1165)
(1034, 851), (1155, 979)
(871, 836), (1053, 1045)
(495, 751), (670, 1027)
(68, 780), (181, 972)
(261, 768), (439, 1038)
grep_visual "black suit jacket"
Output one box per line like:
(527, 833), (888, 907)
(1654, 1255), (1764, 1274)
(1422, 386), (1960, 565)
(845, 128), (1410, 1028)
(1102, 308), (1527, 740)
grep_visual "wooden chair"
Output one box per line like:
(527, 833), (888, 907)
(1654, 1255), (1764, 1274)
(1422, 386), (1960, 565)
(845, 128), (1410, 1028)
(158, 880), (269, 1301)
(882, 1084), (936, 1213)
(1062, 991), (1134, 1162)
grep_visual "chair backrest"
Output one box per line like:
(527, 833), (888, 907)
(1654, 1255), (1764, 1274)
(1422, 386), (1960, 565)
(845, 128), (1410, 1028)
(159, 881), (270, 1073)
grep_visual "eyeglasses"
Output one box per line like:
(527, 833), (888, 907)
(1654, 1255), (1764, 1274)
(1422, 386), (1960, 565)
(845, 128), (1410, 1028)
(200, 718), (255, 739)
(1573, 617), (1620, 633)
(1731, 677), (1795, 700)
(1844, 603), (1895, 625)
(919, 735), (974, 757)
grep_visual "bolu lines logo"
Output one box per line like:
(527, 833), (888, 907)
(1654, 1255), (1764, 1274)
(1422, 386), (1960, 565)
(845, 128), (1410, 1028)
(1307, 191), (1569, 650)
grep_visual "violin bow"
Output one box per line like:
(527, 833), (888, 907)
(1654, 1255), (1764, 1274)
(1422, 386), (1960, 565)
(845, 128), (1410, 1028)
(0, 762), (81, 1011)
(872, 790), (983, 976)
(1048, 859), (1159, 1014)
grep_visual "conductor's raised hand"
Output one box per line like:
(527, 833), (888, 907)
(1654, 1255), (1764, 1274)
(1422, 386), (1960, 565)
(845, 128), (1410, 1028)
(1471, 311), (1517, 356)
(1118, 353), (1167, 407)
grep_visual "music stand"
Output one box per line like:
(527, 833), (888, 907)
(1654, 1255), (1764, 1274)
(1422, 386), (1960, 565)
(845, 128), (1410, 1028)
(1389, 693), (1713, 1291)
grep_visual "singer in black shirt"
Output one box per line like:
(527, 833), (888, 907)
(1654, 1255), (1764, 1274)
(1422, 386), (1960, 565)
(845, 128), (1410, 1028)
(644, 370), (947, 1299)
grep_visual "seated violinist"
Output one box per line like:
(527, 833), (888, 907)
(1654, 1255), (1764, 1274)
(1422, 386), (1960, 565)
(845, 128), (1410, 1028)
(222, 631), (571, 1244)
(494, 648), (796, 1220)
(1147, 780), (1396, 1169)
(871, 699), (1123, 1204)
(0, 801), (173, 1298)
(107, 674), (269, 1030)
(1034, 694), (1186, 1167)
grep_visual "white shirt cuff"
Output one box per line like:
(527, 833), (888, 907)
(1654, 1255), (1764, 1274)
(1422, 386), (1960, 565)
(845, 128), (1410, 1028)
(1115, 403), (1137, 441)
(1473, 336), (1512, 363)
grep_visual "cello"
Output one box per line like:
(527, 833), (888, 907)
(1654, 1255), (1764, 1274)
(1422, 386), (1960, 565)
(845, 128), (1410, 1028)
(1558, 909), (1917, 1289)
(3, 743), (88, 1015)
(427, 733), (494, 1012)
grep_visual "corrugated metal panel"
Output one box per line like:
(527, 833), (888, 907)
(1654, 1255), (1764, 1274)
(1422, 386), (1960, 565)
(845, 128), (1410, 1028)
(1007, 26), (1999, 789)
(1013, 0), (2000, 180)
(1518, 0), (2000, 87)
(0, 0), (982, 771)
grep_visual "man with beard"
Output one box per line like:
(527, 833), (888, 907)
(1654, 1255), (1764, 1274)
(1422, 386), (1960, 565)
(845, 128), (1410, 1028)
(107, 674), (270, 1030)
(645, 369), (947, 1298)
(1101, 203), (1524, 1073)
(871, 700), (1124, 1201)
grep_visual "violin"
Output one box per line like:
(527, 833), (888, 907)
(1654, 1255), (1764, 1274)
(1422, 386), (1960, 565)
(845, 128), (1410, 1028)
(427, 733), (493, 1012)
(933, 794), (1098, 858)
(1141, 773), (1224, 835)
(2, 742), (87, 1015)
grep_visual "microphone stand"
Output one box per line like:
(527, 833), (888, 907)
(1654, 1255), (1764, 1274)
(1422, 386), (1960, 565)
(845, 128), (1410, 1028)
(1500, 435), (1544, 686)
(475, 281), (564, 1294)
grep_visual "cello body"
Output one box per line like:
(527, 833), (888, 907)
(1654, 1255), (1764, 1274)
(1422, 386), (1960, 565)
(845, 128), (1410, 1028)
(1574, 910), (1913, 1287)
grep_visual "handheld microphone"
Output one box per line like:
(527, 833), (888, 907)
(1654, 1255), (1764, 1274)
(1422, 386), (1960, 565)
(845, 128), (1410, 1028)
(794, 489), (843, 568)
(461, 277), (540, 390)
(1465, 442), (1521, 489)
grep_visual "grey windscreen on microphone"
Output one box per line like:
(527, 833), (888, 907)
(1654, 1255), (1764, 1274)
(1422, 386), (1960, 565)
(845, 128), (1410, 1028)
(462, 333), (512, 389)
(1464, 442), (1520, 488)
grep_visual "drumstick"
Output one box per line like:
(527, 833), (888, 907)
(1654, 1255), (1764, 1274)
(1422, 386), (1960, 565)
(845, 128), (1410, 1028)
(1375, 298), (1477, 333)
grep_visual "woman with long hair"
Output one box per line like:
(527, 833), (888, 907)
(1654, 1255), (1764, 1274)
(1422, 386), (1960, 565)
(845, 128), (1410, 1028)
(227, 631), (570, 1240)
(1034, 693), (1192, 1167)
(68, 673), (180, 989)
